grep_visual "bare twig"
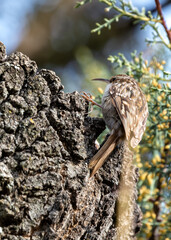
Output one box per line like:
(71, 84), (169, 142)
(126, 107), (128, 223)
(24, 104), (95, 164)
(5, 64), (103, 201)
(155, 0), (171, 43)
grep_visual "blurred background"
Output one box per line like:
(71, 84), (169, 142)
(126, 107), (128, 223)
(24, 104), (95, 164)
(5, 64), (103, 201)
(0, 0), (171, 93)
(1, 1), (170, 239)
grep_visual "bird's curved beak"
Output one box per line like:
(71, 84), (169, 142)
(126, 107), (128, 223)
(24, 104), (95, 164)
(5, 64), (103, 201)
(92, 78), (110, 83)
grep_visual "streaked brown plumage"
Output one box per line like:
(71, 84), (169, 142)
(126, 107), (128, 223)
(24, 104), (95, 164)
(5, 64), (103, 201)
(82, 74), (148, 177)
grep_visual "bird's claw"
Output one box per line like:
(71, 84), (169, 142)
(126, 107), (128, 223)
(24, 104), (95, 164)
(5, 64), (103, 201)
(80, 91), (94, 102)
(80, 91), (102, 108)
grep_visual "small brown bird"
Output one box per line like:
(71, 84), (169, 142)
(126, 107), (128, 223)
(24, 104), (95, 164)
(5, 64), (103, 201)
(82, 74), (148, 177)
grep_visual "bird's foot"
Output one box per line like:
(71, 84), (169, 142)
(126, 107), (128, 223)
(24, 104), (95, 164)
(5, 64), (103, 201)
(80, 91), (102, 108)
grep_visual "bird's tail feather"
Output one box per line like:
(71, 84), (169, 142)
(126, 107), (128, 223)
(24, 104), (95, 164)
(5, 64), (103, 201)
(89, 133), (119, 177)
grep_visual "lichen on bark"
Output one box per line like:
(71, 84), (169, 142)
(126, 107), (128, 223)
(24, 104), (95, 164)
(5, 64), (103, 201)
(0, 42), (141, 240)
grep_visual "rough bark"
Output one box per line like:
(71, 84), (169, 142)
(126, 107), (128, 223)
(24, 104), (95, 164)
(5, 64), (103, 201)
(0, 42), (141, 240)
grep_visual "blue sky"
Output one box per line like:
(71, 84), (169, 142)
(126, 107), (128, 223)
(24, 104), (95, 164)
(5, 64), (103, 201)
(0, 0), (46, 52)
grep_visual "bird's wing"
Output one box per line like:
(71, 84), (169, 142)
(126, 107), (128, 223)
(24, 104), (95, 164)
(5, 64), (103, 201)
(109, 80), (148, 148)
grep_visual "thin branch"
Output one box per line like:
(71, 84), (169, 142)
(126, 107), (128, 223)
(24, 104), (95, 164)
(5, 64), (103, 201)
(155, 0), (171, 43)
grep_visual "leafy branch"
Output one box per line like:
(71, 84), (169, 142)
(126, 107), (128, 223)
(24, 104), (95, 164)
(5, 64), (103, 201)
(108, 51), (171, 83)
(144, 22), (171, 49)
(75, 0), (92, 8)
(77, 0), (171, 49)
(91, 0), (161, 32)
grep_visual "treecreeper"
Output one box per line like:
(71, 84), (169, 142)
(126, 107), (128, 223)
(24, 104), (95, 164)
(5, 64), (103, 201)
(82, 74), (148, 177)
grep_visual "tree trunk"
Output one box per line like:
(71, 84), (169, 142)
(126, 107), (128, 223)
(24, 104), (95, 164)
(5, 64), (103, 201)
(0, 42), (141, 240)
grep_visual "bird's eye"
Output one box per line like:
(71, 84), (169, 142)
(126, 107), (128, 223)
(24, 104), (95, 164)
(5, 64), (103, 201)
(110, 77), (116, 82)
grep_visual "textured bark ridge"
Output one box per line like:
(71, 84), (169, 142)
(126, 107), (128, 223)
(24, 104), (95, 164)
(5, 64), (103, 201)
(0, 42), (141, 240)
